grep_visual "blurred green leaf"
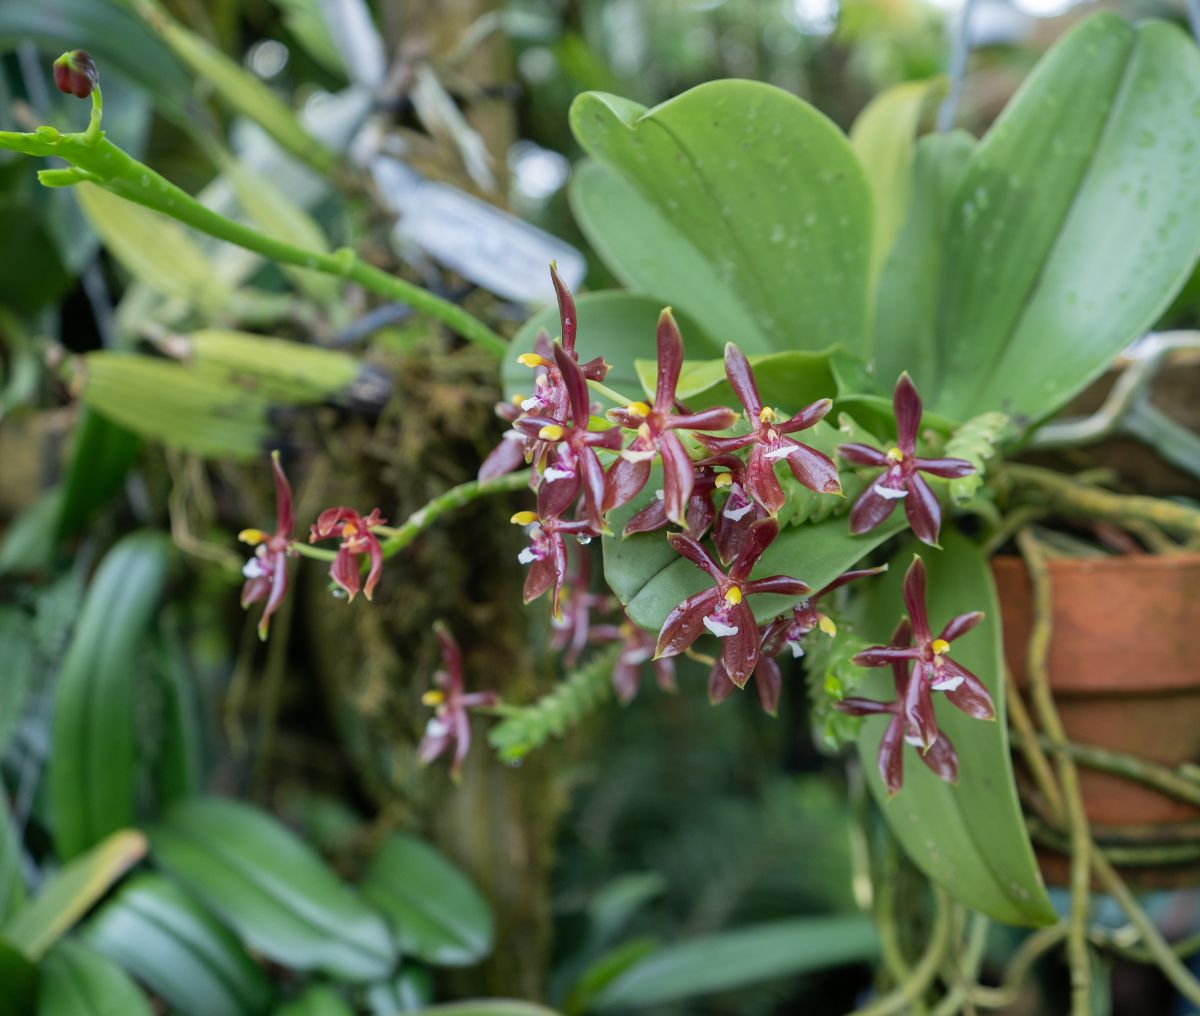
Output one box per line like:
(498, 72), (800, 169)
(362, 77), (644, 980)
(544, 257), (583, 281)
(148, 796), (396, 982)
(931, 14), (1200, 422)
(153, 628), (202, 809)
(50, 531), (171, 858)
(275, 985), (357, 1016)
(589, 915), (879, 1010)
(86, 873), (274, 1016)
(2, 829), (148, 960)
(0, 487), (63, 577)
(403, 1005), (561, 1016)
(0, 801), (27, 925)
(0, 162), (74, 314)
(570, 81), (870, 354)
(186, 330), (361, 404)
(36, 940), (154, 1016)
(849, 76), (944, 289)
(855, 531), (1057, 926)
(564, 936), (658, 1016)
(82, 353), (272, 460)
(364, 966), (433, 1015)
(268, 0), (345, 75)
(360, 834), (493, 967)
(0, 606), (35, 757)
(54, 409), (141, 543)
(500, 292), (719, 408)
(0, 940), (37, 1016)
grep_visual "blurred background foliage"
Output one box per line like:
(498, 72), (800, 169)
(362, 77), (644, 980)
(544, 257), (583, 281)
(1, 0), (1199, 1013)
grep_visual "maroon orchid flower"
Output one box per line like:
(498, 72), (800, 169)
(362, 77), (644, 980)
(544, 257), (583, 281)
(478, 394), (533, 482)
(418, 623), (500, 781)
(835, 619), (960, 796)
(53, 50), (98, 99)
(695, 344), (840, 513)
(310, 506), (387, 602)
(513, 511), (597, 618)
(838, 374), (974, 546)
(514, 342), (624, 528)
(603, 311), (739, 525)
(852, 556), (995, 752)
(549, 550), (614, 666)
(760, 565), (888, 660)
(596, 617), (678, 704)
(622, 462), (719, 540)
(654, 518), (809, 686)
(703, 454), (770, 566)
(549, 262), (608, 382)
(238, 451), (295, 641)
(708, 646), (783, 716)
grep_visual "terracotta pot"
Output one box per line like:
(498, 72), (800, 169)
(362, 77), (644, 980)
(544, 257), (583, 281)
(992, 552), (1200, 882)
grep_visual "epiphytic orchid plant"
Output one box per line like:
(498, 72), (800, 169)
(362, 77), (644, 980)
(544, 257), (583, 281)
(7, 5), (1198, 945)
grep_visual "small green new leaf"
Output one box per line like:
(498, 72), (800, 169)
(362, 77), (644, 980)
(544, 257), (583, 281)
(944, 412), (1010, 504)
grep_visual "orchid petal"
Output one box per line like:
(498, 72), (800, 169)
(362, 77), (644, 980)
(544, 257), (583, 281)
(904, 473), (942, 547)
(654, 309), (685, 413)
(745, 444), (785, 514)
(919, 731), (960, 784)
(879, 716), (906, 796)
(550, 262), (577, 350)
(729, 517), (780, 583)
(720, 600), (760, 687)
(778, 398), (832, 434)
(848, 485), (899, 535)
(707, 659), (737, 704)
(838, 443), (889, 467)
(894, 373), (922, 455)
(902, 556), (932, 642)
(723, 342), (762, 417)
(668, 406), (739, 432)
(940, 659), (996, 720)
(553, 341), (591, 427)
(603, 455), (652, 512)
(655, 587), (721, 658)
(903, 663), (939, 751)
(914, 456), (975, 479)
(783, 441), (842, 495)
(939, 610), (984, 644)
(659, 431), (695, 527)
(755, 656), (782, 716)
(667, 531), (726, 582)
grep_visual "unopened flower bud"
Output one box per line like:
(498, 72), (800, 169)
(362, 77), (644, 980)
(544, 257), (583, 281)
(53, 50), (99, 99)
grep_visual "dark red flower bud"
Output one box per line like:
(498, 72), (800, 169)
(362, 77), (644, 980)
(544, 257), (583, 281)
(53, 50), (99, 99)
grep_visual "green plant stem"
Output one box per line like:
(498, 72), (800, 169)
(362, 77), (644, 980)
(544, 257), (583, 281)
(0, 127), (506, 356)
(849, 888), (951, 1016)
(1017, 528), (1092, 1016)
(1090, 927), (1200, 965)
(873, 838), (926, 1015)
(1005, 464), (1200, 537)
(1009, 732), (1200, 809)
(931, 911), (989, 1016)
(1003, 667), (1066, 821)
(1026, 816), (1200, 865)
(967, 924), (1069, 1009)
(1089, 852), (1200, 1007)
(377, 471), (532, 560)
(587, 379), (634, 407)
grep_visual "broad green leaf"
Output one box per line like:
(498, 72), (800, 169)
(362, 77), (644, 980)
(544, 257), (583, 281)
(82, 353), (272, 460)
(589, 915), (879, 1010)
(54, 409), (141, 543)
(275, 985), (356, 1016)
(932, 14), (1200, 422)
(850, 77), (945, 290)
(186, 330), (361, 404)
(154, 630), (202, 809)
(148, 796), (396, 982)
(870, 130), (974, 393)
(37, 941), (153, 1016)
(501, 292), (720, 408)
(570, 81), (871, 354)
(568, 162), (768, 350)
(360, 834), (493, 966)
(855, 530), (1056, 926)
(2, 829), (148, 960)
(86, 873), (274, 1016)
(364, 966), (432, 1015)
(268, 0), (345, 74)
(0, 799), (27, 924)
(564, 937), (659, 1016)
(0, 606), (35, 758)
(50, 531), (171, 859)
(633, 350), (835, 414)
(0, 940), (36, 1016)
(76, 183), (233, 314)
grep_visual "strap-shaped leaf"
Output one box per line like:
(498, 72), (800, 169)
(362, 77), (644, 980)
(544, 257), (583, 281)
(570, 81), (871, 354)
(147, 796), (396, 982)
(854, 531), (1056, 926)
(589, 915), (879, 1010)
(86, 873), (274, 1016)
(931, 14), (1200, 422)
(50, 531), (170, 859)
(37, 941), (153, 1016)
(360, 834), (493, 966)
(2, 830), (148, 960)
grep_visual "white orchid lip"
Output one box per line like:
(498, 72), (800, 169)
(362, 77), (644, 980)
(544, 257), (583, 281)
(931, 674), (964, 692)
(621, 447), (659, 463)
(543, 466), (574, 481)
(788, 640), (805, 658)
(874, 482), (909, 499)
(242, 557), (267, 579)
(904, 733), (926, 747)
(723, 501), (754, 521)
(765, 442), (799, 461)
(517, 547), (538, 564)
(703, 616), (739, 638)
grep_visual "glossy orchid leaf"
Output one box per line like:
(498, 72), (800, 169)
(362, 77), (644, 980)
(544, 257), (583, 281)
(37, 941), (154, 1016)
(930, 14), (1200, 423)
(569, 81), (871, 354)
(499, 292), (719, 409)
(854, 530), (1056, 926)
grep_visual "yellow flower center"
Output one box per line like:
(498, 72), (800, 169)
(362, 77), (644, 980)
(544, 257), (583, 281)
(724, 586), (743, 605)
(538, 424), (565, 441)
(637, 423), (652, 442)
(627, 401), (651, 418)
(818, 614), (837, 637)
(886, 446), (904, 463)
(714, 472), (733, 488)
(342, 522), (358, 537)
(510, 510), (539, 525)
(421, 690), (445, 707)
(238, 528), (267, 546)
(511, 393), (526, 406)
(759, 407), (776, 423)
(931, 638), (950, 655)
(517, 353), (553, 368)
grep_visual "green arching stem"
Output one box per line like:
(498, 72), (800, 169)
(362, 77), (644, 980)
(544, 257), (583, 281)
(587, 379), (634, 407)
(848, 888), (951, 1016)
(86, 88), (103, 143)
(0, 123), (507, 357)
